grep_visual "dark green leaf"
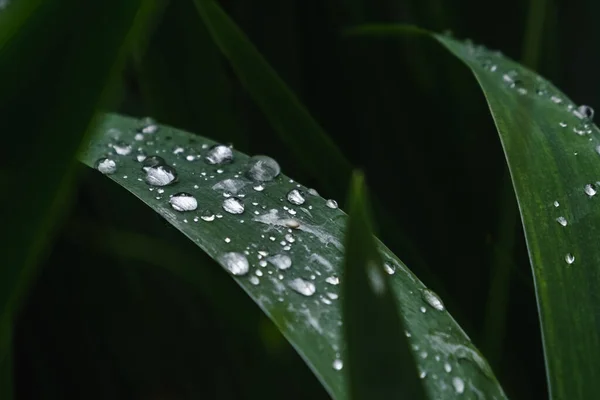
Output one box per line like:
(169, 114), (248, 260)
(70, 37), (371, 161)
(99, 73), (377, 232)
(347, 24), (600, 400)
(78, 113), (507, 399)
(342, 171), (426, 399)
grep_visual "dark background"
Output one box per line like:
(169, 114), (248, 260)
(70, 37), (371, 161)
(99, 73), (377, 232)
(12, 0), (598, 398)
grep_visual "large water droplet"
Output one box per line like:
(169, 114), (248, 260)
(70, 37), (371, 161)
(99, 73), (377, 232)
(288, 278), (316, 296)
(332, 359), (343, 371)
(565, 253), (575, 265)
(112, 141), (132, 155)
(145, 165), (178, 186)
(95, 158), (117, 175)
(267, 254), (292, 270)
(287, 189), (305, 205)
(421, 289), (445, 311)
(574, 105), (594, 121)
(142, 155), (166, 171)
(223, 197), (245, 214)
(452, 377), (465, 394)
(205, 144), (233, 165)
(219, 252), (249, 276)
(245, 155), (281, 182)
(556, 216), (568, 227)
(584, 184), (597, 197)
(169, 192), (198, 212)
(326, 199), (338, 209)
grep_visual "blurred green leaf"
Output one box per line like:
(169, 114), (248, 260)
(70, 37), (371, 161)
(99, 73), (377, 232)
(348, 24), (600, 400)
(342, 172), (426, 399)
(78, 113), (507, 399)
(192, 0), (352, 195)
(0, 1), (155, 396)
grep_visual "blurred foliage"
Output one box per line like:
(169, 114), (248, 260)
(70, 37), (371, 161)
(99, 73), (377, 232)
(3, 0), (597, 398)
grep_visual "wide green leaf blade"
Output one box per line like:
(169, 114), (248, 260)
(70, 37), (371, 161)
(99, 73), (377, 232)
(79, 113), (507, 399)
(348, 24), (600, 400)
(342, 172), (426, 399)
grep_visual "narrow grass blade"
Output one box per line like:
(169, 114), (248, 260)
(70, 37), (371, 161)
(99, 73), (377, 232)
(347, 24), (600, 399)
(0, 1), (154, 395)
(78, 113), (507, 399)
(192, 0), (352, 195)
(342, 172), (426, 399)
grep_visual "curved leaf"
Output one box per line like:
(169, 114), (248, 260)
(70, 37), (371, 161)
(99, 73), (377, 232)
(348, 24), (600, 400)
(79, 113), (507, 399)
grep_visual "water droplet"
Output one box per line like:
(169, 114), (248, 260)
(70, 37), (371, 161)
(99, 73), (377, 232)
(224, 237), (231, 243)
(565, 253), (575, 265)
(444, 362), (452, 373)
(145, 165), (178, 186)
(205, 144), (233, 165)
(287, 189), (306, 205)
(169, 192), (198, 212)
(212, 178), (247, 195)
(267, 254), (292, 270)
(245, 155), (281, 182)
(420, 306), (427, 313)
(219, 252), (249, 276)
(284, 233), (295, 243)
(559, 121), (567, 128)
(422, 289), (444, 311)
(308, 188), (319, 196)
(139, 117), (159, 134)
(284, 219), (300, 229)
(452, 377), (465, 394)
(383, 262), (395, 275)
(249, 276), (260, 285)
(288, 278), (316, 296)
(201, 210), (215, 222)
(556, 216), (567, 226)
(95, 158), (117, 174)
(332, 359), (343, 371)
(584, 183), (597, 197)
(112, 141), (132, 155)
(326, 199), (338, 209)
(553, 201), (560, 207)
(136, 153), (147, 162)
(223, 197), (245, 214)
(142, 155), (166, 171)
(419, 371), (427, 379)
(326, 276), (339, 285)
(253, 184), (265, 192)
(574, 105), (594, 121)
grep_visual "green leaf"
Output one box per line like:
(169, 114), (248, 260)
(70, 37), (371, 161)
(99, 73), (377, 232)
(192, 0), (352, 195)
(79, 113), (507, 399)
(342, 172), (426, 399)
(0, 1), (155, 396)
(347, 24), (600, 400)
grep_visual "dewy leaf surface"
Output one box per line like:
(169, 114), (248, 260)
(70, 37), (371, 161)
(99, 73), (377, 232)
(79, 113), (507, 399)
(348, 24), (600, 400)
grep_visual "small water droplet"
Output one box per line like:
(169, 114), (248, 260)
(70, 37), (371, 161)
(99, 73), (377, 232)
(332, 359), (343, 371)
(200, 210), (215, 222)
(574, 105), (594, 121)
(326, 199), (338, 209)
(112, 141), (132, 156)
(419, 371), (427, 379)
(136, 153), (147, 162)
(253, 184), (265, 192)
(219, 252), (249, 276)
(585, 183), (597, 197)
(288, 278), (316, 296)
(249, 276), (260, 285)
(145, 165), (178, 186)
(245, 155), (281, 182)
(284, 219), (300, 229)
(420, 306), (427, 313)
(95, 158), (117, 174)
(284, 233), (295, 243)
(205, 144), (233, 165)
(452, 377), (465, 394)
(421, 288), (445, 311)
(444, 363), (452, 373)
(565, 253), (575, 265)
(169, 192), (198, 212)
(267, 254), (292, 270)
(223, 197), (245, 214)
(224, 237), (231, 243)
(325, 276), (339, 285)
(287, 189), (306, 205)
(559, 121), (567, 128)
(139, 117), (159, 134)
(554, 201), (560, 207)
(383, 262), (395, 275)
(556, 216), (567, 226)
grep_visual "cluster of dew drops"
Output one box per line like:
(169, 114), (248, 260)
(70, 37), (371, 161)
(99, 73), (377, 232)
(94, 117), (471, 393)
(463, 37), (600, 270)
